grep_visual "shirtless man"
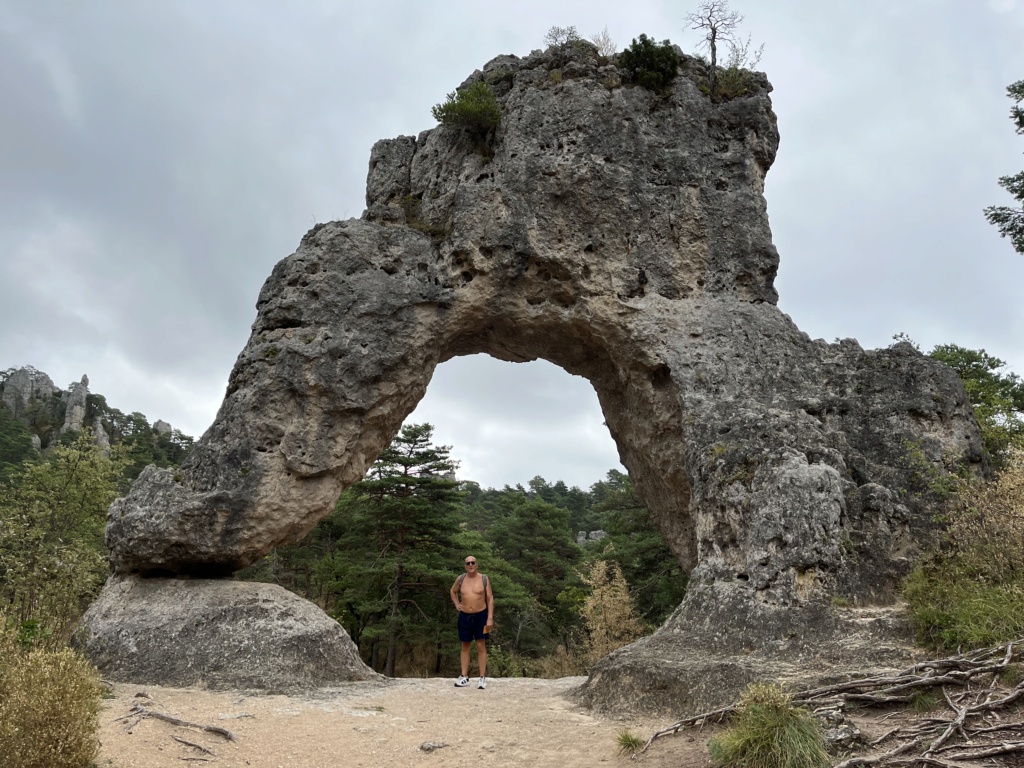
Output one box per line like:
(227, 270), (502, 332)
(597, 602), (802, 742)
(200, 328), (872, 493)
(449, 555), (494, 689)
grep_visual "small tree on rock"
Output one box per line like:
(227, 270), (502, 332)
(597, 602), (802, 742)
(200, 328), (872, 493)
(685, 0), (761, 98)
(618, 34), (681, 93)
(431, 81), (501, 143)
(590, 26), (616, 57)
(544, 25), (581, 48)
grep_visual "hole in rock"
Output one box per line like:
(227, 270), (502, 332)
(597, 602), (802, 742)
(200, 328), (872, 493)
(407, 355), (622, 491)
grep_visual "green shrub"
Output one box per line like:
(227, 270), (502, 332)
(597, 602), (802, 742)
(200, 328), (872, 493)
(0, 435), (118, 649)
(618, 34), (680, 92)
(0, 626), (102, 768)
(903, 448), (1024, 651)
(430, 81), (501, 139)
(708, 683), (829, 768)
(714, 65), (756, 100)
(904, 570), (1024, 651)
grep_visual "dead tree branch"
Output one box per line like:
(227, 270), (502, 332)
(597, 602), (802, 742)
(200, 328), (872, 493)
(171, 735), (216, 756)
(123, 703), (237, 741)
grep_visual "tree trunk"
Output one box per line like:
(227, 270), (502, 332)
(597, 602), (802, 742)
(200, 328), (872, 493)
(384, 562), (403, 677)
(369, 638), (379, 671)
(709, 29), (718, 97)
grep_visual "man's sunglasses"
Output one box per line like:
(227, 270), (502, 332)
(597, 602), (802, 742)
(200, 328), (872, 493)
(465, 561), (477, 565)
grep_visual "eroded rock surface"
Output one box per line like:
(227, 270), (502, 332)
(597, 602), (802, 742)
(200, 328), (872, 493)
(76, 576), (378, 691)
(95, 44), (982, 707)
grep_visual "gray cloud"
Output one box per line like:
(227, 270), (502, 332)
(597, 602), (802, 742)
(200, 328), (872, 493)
(1, 0), (1021, 489)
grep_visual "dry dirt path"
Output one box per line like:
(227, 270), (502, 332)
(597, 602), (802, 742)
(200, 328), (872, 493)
(98, 677), (711, 768)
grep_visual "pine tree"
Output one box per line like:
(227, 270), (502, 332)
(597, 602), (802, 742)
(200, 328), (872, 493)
(985, 80), (1024, 254)
(330, 423), (463, 676)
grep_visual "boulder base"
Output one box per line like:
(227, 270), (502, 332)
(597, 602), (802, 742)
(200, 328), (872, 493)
(76, 576), (379, 692)
(572, 602), (919, 716)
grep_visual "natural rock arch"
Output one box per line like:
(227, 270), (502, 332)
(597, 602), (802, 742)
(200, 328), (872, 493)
(81, 46), (982, 712)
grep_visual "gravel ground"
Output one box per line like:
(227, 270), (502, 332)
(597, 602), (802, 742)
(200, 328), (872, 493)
(97, 676), (712, 768)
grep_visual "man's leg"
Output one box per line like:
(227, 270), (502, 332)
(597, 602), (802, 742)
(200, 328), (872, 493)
(476, 638), (487, 677)
(461, 641), (472, 677)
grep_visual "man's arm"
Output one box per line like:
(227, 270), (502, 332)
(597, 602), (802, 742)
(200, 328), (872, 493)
(485, 578), (494, 626)
(450, 579), (463, 613)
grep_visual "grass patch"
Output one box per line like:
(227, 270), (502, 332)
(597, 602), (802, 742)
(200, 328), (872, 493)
(616, 728), (645, 756)
(909, 690), (941, 713)
(708, 682), (829, 768)
(904, 572), (1024, 651)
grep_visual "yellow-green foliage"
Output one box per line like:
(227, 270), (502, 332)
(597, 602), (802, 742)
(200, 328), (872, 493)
(904, 448), (1024, 651)
(708, 683), (829, 768)
(529, 643), (587, 678)
(0, 626), (102, 768)
(580, 560), (647, 666)
(0, 435), (122, 647)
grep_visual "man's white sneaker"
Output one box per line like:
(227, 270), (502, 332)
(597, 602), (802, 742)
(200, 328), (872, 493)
(477, 677), (487, 689)
(455, 676), (470, 687)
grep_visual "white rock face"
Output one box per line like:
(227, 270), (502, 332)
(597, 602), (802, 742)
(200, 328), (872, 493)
(1, 366), (56, 418)
(96, 46), (984, 706)
(61, 374), (89, 433)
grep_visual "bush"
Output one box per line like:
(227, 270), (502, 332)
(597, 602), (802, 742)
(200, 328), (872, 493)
(430, 81), (501, 140)
(708, 683), (829, 768)
(0, 626), (102, 768)
(904, 448), (1024, 651)
(618, 34), (680, 92)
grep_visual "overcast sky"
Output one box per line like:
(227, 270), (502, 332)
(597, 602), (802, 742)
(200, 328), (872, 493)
(1, 1), (1022, 490)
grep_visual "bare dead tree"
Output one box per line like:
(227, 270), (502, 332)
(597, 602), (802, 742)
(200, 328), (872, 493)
(590, 26), (617, 57)
(685, 0), (744, 96)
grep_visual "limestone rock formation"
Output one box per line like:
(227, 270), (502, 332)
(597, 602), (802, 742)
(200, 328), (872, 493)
(92, 44), (982, 706)
(93, 416), (111, 455)
(1, 366), (56, 418)
(75, 576), (380, 691)
(61, 374), (89, 433)
(576, 530), (607, 546)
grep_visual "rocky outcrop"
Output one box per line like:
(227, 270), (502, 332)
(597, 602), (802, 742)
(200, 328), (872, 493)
(93, 416), (111, 455)
(574, 603), (919, 715)
(61, 374), (89, 433)
(94, 44), (982, 706)
(576, 530), (607, 546)
(1, 366), (56, 418)
(75, 576), (379, 692)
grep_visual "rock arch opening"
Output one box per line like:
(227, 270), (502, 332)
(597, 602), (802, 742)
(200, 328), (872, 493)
(405, 354), (621, 490)
(409, 351), (697, 575)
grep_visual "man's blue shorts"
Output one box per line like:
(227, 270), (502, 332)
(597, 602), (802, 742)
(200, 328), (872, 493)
(457, 609), (489, 642)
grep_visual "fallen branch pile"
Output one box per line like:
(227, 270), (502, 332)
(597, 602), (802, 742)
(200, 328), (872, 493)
(642, 639), (1024, 766)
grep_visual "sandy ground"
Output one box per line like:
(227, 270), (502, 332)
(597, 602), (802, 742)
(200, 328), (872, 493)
(97, 677), (713, 768)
